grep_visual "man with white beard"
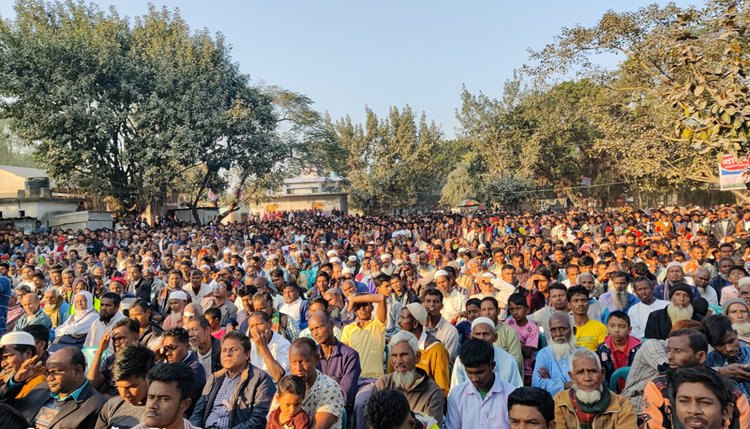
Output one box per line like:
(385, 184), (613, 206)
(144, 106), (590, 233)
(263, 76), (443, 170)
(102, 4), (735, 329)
(723, 298), (750, 342)
(553, 348), (637, 428)
(645, 283), (704, 340)
(373, 330), (445, 427)
(597, 271), (639, 315)
(693, 267), (719, 306)
(532, 312), (576, 396)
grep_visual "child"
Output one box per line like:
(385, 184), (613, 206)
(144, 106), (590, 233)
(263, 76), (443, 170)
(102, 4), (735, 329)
(505, 293), (539, 385)
(596, 310), (641, 392)
(269, 374), (310, 429)
(204, 308), (225, 340)
(455, 298), (481, 345)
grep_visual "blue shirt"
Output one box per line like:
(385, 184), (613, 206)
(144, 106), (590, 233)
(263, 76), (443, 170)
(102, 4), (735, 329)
(707, 346), (750, 397)
(0, 276), (11, 336)
(532, 346), (572, 396)
(51, 380), (89, 401)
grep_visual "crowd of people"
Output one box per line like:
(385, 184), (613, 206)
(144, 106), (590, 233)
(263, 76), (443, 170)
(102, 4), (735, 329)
(1, 205), (750, 429)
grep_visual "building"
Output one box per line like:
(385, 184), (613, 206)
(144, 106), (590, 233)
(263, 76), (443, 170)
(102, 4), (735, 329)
(226, 174), (348, 221)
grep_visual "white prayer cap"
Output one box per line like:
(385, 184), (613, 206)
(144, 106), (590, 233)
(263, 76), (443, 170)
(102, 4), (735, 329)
(471, 317), (496, 330)
(169, 291), (188, 301)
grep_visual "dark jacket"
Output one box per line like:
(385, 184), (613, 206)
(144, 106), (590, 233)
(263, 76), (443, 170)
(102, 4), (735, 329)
(183, 351), (207, 417)
(644, 307), (703, 340)
(189, 365), (276, 429)
(208, 336), (222, 374)
(0, 380), (106, 429)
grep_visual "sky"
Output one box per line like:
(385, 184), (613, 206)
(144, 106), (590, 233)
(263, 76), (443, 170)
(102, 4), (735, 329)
(0, 0), (704, 138)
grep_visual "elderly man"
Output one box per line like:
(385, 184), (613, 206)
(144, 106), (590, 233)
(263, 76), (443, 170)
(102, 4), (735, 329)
(374, 331), (445, 427)
(13, 292), (52, 332)
(645, 283), (704, 340)
(308, 310), (361, 414)
(241, 291), (298, 342)
(190, 331), (276, 429)
(694, 267), (719, 306)
(450, 317), (522, 389)
(246, 310), (290, 382)
(186, 316), (221, 376)
(627, 276), (668, 338)
(445, 339), (518, 429)
(532, 312), (576, 396)
(282, 338), (345, 429)
(553, 348), (637, 427)
(0, 347), (106, 428)
(433, 270), (467, 323)
(655, 262), (698, 301)
(598, 271), (639, 316)
(396, 302), (450, 395)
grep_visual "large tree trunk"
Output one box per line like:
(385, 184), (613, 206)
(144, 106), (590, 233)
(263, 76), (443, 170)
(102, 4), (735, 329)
(730, 189), (750, 204)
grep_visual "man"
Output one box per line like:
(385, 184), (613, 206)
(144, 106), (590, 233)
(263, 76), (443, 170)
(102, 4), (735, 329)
(366, 389), (439, 429)
(342, 292), (387, 429)
(278, 283), (309, 330)
(532, 312), (575, 396)
(95, 344), (155, 429)
(85, 292), (125, 348)
(282, 338), (345, 429)
(627, 276), (668, 338)
(553, 348), (637, 427)
(199, 279), (237, 327)
(159, 328), (206, 415)
(422, 288), (460, 362)
(186, 316), (221, 376)
(450, 317), (523, 389)
(703, 314), (750, 396)
(567, 286), (607, 351)
(308, 310), (361, 414)
(13, 292), (52, 332)
(241, 291), (298, 343)
(433, 270), (466, 324)
(507, 386), (556, 429)
(189, 331), (276, 429)
(598, 271), (639, 315)
(246, 310), (290, 382)
(709, 257), (734, 298)
(529, 283), (568, 334)
(445, 339), (517, 429)
(372, 274), (403, 340)
(185, 270), (212, 303)
(88, 318), (141, 396)
(134, 363), (200, 429)
(694, 267), (719, 306)
(671, 367), (736, 429)
(655, 263), (697, 301)
(396, 303), (450, 395)
(0, 331), (45, 396)
(0, 347), (106, 429)
(21, 324), (50, 366)
(374, 331), (444, 426)
(128, 298), (163, 349)
(645, 283), (703, 340)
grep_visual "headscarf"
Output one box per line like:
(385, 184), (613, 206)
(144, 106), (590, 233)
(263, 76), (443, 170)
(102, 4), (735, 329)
(55, 291), (98, 337)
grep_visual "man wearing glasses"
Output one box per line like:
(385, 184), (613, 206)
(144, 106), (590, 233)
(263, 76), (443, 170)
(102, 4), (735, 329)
(87, 318), (141, 396)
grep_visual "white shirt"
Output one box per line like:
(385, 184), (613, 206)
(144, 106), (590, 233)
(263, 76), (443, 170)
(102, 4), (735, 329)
(450, 345), (523, 389)
(628, 299), (669, 338)
(445, 374), (514, 429)
(185, 283), (213, 302)
(84, 311), (125, 349)
(697, 286), (719, 306)
(250, 332), (290, 377)
(440, 288), (467, 322)
(427, 317), (459, 362)
(280, 297), (303, 323)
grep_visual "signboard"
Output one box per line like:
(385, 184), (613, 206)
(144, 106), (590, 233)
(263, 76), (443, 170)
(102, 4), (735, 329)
(719, 154), (750, 190)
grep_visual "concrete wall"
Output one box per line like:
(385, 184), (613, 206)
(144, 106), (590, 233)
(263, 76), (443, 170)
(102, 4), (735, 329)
(0, 199), (80, 223)
(248, 194), (348, 215)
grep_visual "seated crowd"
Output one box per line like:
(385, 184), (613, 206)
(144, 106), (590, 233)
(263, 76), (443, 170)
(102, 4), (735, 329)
(2, 206), (750, 429)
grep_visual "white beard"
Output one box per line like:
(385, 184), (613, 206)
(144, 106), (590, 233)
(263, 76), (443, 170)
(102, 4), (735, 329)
(614, 290), (629, 310)
(667, 304), (694, 322)
(574, 384), (603, 404)
(733, 322), (750, 337)
(392, 370), (417, 391)
(550, 338), (577, 360)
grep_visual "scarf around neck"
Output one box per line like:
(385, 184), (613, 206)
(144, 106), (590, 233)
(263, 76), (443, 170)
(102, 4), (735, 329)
(570, 386), (612, 429)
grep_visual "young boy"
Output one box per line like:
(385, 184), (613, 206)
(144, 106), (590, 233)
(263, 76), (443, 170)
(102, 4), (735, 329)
(268, 374), (311, 429)
(505, 293), (539, 385)
(596, 310), (641, 391)
(204, 307), (225, 340)
(455, 298), (481, 345)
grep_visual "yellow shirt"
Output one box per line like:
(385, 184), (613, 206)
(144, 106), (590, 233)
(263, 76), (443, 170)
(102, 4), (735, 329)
(575, 319), (608, 351)
(341, 317), (386, 379)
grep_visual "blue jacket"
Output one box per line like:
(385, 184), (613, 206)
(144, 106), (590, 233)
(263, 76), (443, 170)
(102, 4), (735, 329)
(532, 346), (571, 397)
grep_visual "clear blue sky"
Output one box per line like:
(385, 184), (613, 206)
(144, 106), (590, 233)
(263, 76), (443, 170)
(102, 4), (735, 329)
(0, 0), (703, 137)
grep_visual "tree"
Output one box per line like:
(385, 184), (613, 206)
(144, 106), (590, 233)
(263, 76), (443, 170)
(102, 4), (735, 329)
(0, 119), (38, 168)
(439, 158), (475, 208)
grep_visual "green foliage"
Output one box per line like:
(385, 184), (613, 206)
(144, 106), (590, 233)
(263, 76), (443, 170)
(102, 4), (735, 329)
(0, 119), (38, 168)
(478, 176), (535, 211)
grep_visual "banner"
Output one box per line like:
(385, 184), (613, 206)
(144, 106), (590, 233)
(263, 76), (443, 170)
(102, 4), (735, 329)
(719, 154), (750, 191)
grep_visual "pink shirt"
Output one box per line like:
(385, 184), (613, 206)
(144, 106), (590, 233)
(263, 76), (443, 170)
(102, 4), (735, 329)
(506, 318), (539, 378)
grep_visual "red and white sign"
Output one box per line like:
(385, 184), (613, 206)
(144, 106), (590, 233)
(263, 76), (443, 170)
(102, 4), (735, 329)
(719, 154), (750, 190)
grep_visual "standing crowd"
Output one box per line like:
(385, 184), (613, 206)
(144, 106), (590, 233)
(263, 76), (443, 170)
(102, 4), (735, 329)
(2, 205), (750, 429)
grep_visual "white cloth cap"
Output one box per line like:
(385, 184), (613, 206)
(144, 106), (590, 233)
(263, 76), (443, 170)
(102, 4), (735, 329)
(666, 261), (683, 270)
(169, 290), (188, 301)
(0, 332), (36, 348)
(348, 255), (358, 262)
(471, 317), (496, 330)
(480, 272), (496, 279)
(342, 267), (355, 275)
(329, 257), (342, 264)
(327, 250), (338, 258)
(434, 270), (449, 279)
(380, 254), (392, 261)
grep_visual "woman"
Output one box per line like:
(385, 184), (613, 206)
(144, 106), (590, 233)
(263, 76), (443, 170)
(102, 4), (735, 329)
(55, 291), (98, 339)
